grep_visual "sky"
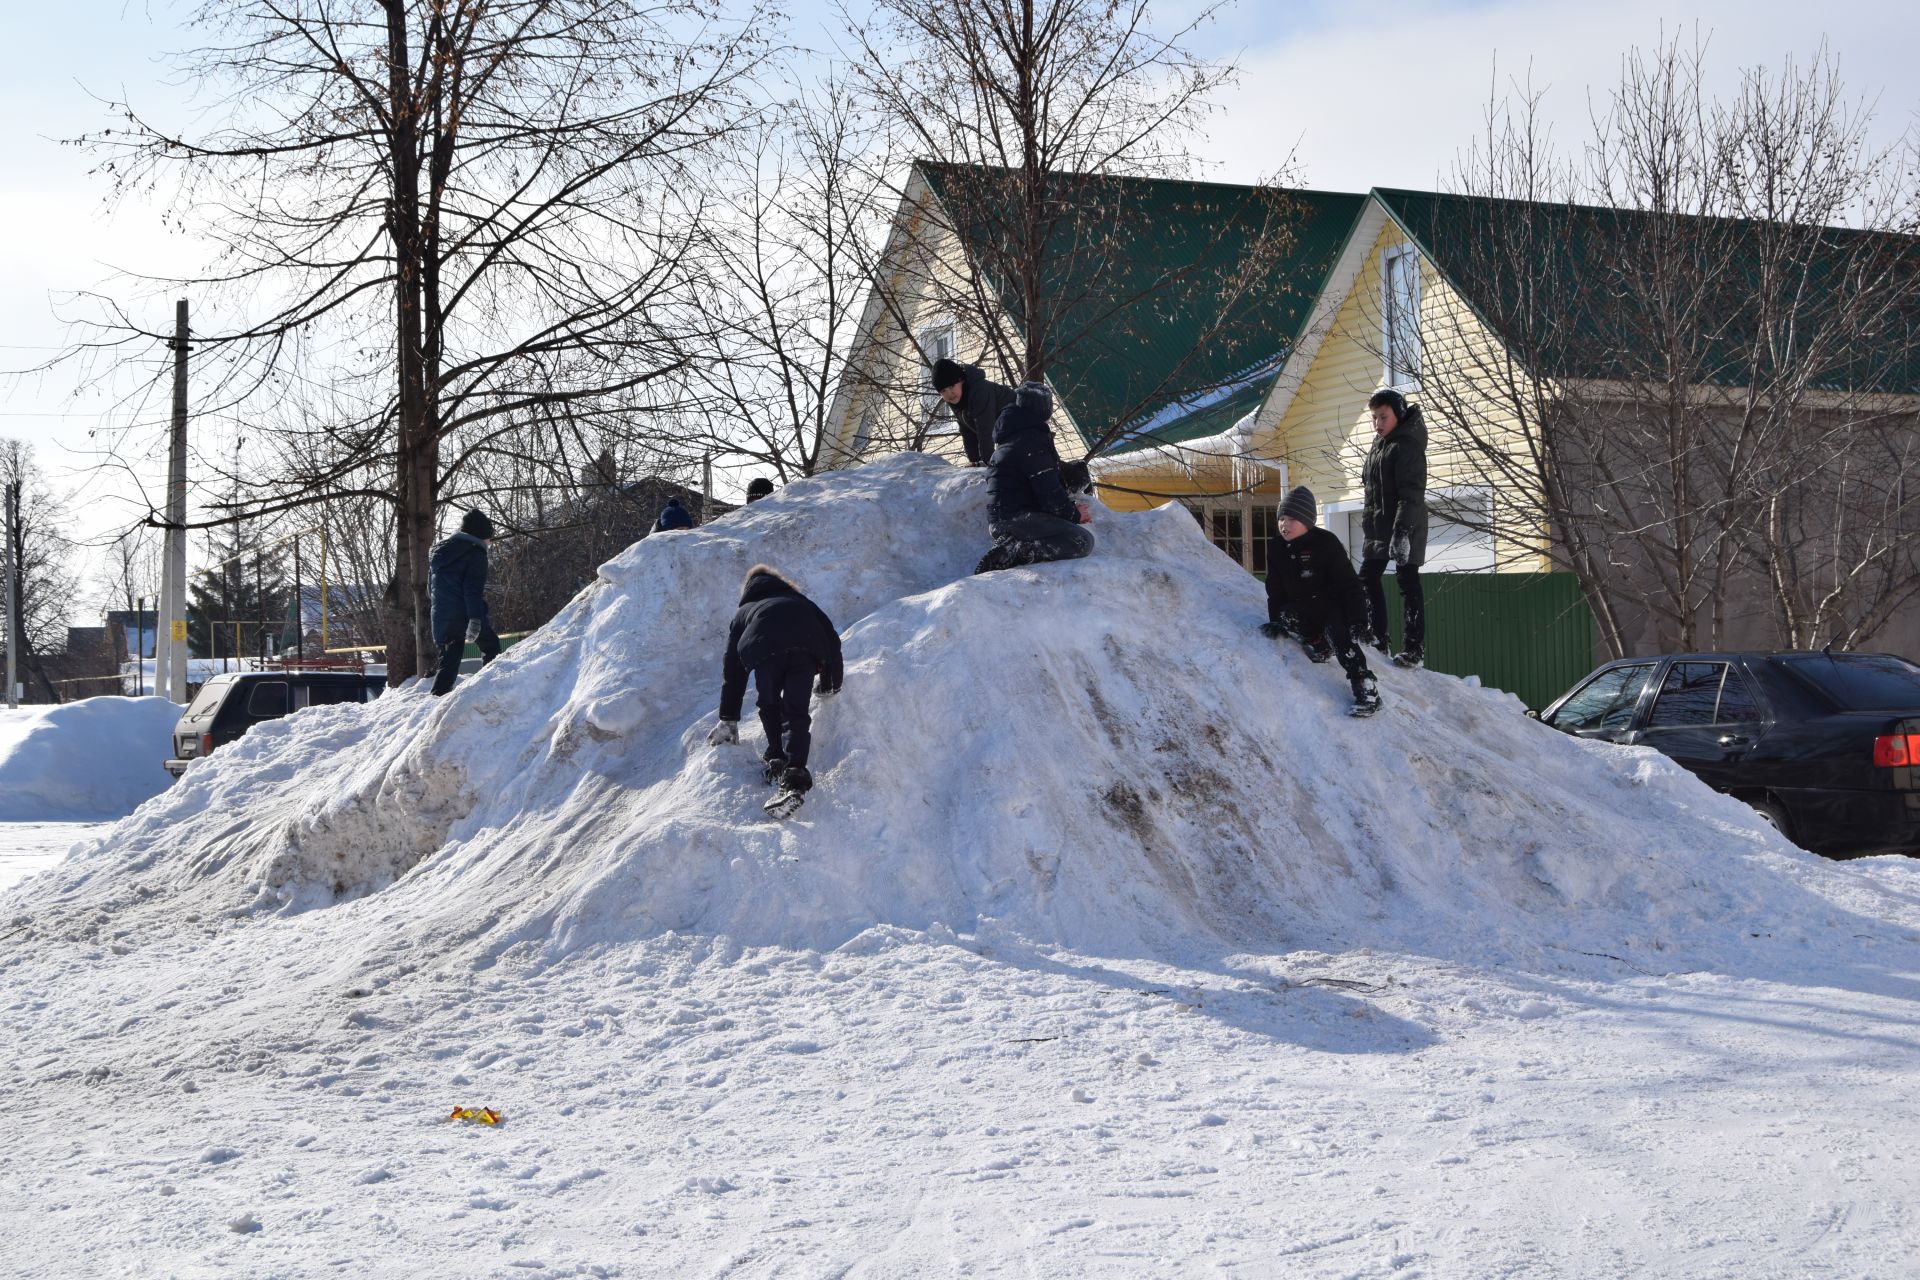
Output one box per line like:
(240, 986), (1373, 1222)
(1, 0), (1914, 608)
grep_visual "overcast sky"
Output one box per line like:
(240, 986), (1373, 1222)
(2, 0), (1915, 576)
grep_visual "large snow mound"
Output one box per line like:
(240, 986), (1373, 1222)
(7, 454), (1868, 975)
(0, 696), (183, 821)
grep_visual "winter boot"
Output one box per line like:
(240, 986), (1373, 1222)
(1392, 647), (1425, 670)
(761, 754), (790, 785)
(764, 765), (813, 819)
(1302, 639), (1332, 664)
(1349, 678), (1382, 719)
(973, 543), (1016, 575)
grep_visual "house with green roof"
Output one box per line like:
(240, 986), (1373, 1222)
(826, 165), (1920, 691)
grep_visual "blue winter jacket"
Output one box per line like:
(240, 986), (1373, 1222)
(985, 403), (1080, 526)
(429, 531), (490, 645)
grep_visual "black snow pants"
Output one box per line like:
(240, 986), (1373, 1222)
(431, 614), (502, 696)
(988, 511), (1094, 565)
(1359, 557), (1424, 655)
(754, 652), (817, 772)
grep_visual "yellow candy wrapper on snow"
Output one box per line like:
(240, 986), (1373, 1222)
(448, 1105), (503, 1125)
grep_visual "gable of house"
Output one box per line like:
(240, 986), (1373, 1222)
(1373, 187), (1920, 396)
(917, 163), (1367, 456)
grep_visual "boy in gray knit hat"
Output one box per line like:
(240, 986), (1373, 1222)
(1260, 485), (1381, 717)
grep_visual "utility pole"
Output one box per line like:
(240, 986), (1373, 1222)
(4, 478), (19, 710)
(159, 300), (191, 703)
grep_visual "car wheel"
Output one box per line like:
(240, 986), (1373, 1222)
(1749, 797), (1793, 840)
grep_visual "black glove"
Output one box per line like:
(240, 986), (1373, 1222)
(1302, 639), (1332, 664)
(815, 678), (839, 697)
(1259, 621), (1283, 639)
(706, 720), (738, 746)
(465, 618), (483, 643)
(1390, 531), (1412, 565)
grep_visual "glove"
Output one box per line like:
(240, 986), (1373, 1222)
(1302, 639), (1332, 664)
(1259, 621), (1283, 639)
(815, 679), (839, 697)
(465, 618), (483, 643)
(1390, 532), (1411, 565)
(706, 720), (738, 746)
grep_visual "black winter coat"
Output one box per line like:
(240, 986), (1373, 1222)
(1361, 405), (1429, 565)
(718, 572), (844, 721)
(950, 363), (1017, 467)
(986, 403), (1080, 526)
(429, 532), (490, 641)
(1265, 526), (1367, 636)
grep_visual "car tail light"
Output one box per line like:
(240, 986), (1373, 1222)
(201, 733), (215, 757)
(1873, 734), (1918, 767)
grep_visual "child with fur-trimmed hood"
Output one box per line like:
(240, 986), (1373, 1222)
(707, 566), (843, 795)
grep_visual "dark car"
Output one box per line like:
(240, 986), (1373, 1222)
(1536, 651), (1920, 856)
(164, 670), (386, 778)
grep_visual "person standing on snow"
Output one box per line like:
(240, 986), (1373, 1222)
(1261, 486), (1381, 717)
(974, 381), (1094, 575)
(707, 566), (844, 816)
(1359, 388), (1429, 668)
(429, 509), (502, 697)
(932, 357), (1017, 468)
(655, 495), (694, 531)
(744, 477), (775, 503)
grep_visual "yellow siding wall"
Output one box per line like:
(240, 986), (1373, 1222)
(827, 199), (1083, 470)
(1256, 220), (1548, 569)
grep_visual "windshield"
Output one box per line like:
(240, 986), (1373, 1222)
(1776, 654), (1920, 711)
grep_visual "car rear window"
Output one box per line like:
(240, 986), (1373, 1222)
(184, 681), (227, 719)
(1776, 654), (1920, 711)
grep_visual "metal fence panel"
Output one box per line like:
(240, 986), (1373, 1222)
(1383, 572), (1593, 711)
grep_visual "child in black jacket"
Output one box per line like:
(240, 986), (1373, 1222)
(708, 566), (844, 809)
(1261, 487), (1382, 717)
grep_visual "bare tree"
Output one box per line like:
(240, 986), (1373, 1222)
(1416, 40), (1920, 658)
(69, 0), (768, 681)
(674, 77), (889, 479)
(2, 440), (80, 701)
(841, 0), (1303, 462)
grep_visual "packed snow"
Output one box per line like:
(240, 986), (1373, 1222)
(0, 696), (182, 821)
(3, 453), (1918, 1276)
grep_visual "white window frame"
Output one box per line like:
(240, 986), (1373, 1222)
(1381, 243), (1421, 391)
(918, 318), (957, 430)
(1424, 484), (1496, 574)
(1318, 497), (1364, 569)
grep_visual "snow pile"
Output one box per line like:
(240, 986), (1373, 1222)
(14, 453), (1855, 979)
(0, 696), (183, 821)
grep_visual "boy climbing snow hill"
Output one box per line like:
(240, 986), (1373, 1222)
(707, 566), (844, 817)
(1260, 486), (1383, 718)
(975, 380), (1094, 574)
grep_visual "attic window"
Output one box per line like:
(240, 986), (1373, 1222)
(919, 320), (956, 427)
(1382, 244), (1420, 390)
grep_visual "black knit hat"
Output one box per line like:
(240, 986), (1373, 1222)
(931, 358), (965, 390)
(1279, 486), (1317, 527)
(745, 477), (774, 500)
(1014, 380), (1053, 418)
(460, 509), (496, 539)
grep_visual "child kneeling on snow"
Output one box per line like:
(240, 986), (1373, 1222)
(1261, 487), (1382, 718)
(975, 381), (1094, 574)
(707, 566), (844, 798)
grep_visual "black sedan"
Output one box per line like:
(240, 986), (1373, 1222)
(1536, 650), (1920, 856)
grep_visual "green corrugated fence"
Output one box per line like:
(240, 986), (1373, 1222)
(1381, 572), (1593, 711)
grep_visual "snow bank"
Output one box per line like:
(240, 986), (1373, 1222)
(0, 697), (183, 821)
(7, 454), (1875, 978)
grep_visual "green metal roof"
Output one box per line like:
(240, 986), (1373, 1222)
(919, 163), (1366, 455)
(1374, 187), (1920, 396)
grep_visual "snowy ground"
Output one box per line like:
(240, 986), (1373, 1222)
(5, 455), (1920, 1276)
(0, 822), (107, 892)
